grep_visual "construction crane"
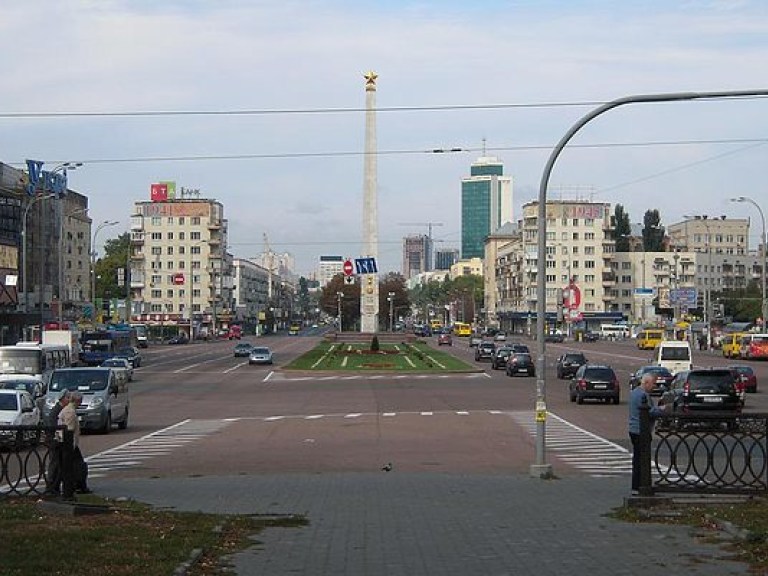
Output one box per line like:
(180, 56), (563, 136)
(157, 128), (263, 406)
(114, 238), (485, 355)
(398, 222), (444, 239)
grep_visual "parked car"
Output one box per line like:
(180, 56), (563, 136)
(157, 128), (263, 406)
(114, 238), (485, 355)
(728, 365), (757, 393)
(249, 347), (274, 365)
(114, 346), (142, 368)
(494, 332), (507, 342)
(627, 366), (674, 395)
(234, 342), (254, 357)
(474, 341), (496, 362)
(506, 352), (535, 377)
(167, 334), (189, 345)
(569, 364), (620, 404)
(555, 352), (588, 380)
(469, 335), (483, 348)
(437, 333), (452, 346)
(544, 332), (565, 343)
(0, 376), (47, 413)
(100, 357), (134, 382)
(661, 368), (743, 415)
(583, 331), (600, 342)
(0, 389), (40, 446)
(491, 347), (513, 370)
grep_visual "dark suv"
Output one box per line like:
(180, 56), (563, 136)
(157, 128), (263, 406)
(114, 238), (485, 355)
(556, 352), (587, 379)
(569, 364), (620, 404)
(506, 352), (535, 377)
(475, 342), (496, 362)
(661, 369), (742, 414)
(491, 347), (513, 370)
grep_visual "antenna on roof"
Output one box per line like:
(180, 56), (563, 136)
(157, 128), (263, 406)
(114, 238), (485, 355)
(481, 138), (487, 156)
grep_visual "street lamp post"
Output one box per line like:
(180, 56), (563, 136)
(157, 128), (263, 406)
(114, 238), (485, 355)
(730, 197), (767, 328)
(684, 215), (713, 349)
(91, 220), (119, 323)
(21, 193), (56, 319)
(388, 292), (395, 332)
(336, 292), (344, 332)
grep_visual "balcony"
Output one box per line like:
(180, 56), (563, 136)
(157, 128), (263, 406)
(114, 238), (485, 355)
(130, 252), (145, 260)
(602, 271), (617, 286)
(208, 220), (222, 230)
(131, 231), (145, 244)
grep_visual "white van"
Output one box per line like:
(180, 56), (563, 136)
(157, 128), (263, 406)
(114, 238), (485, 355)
(653, 340), (692, 375)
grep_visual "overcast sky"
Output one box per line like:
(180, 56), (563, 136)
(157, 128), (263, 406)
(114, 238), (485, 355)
(3, 0), (768, 276)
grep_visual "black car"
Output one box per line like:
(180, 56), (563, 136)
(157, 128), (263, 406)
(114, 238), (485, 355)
(506, 352), (535, 377)
(167, 334), (189, 345)
(474, 342), (496, 362)
(583, 331), (600, 342)
(556, 352), (587, 379)
(509, 343), (530, 354)
(569, 364), (620, 404)
(491, 347), (513, 370)
(661, 368), (742, 415)
(114, 346), (142, 368)
(628, 366), (673, 395)
(544, 332), (565, 343)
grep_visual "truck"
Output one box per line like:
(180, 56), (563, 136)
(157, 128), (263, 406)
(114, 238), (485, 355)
(41, 329), (81, 366)
(227, 325), (242, 340)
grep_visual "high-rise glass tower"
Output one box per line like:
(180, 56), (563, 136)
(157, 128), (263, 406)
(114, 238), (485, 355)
(461, 156), (513, 259)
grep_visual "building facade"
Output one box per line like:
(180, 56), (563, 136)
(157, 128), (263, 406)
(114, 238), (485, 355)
(402, 234), (432, 279)
(461, 156), (513, 259)
(434, 248), (459, 270)
(317, 255), (344, 287)
(129, 197), (232, 338)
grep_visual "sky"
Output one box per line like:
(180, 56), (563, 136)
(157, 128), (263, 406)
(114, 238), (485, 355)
(3, 0), (768, 277)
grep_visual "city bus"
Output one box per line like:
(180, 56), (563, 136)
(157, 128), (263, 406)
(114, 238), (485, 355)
(454, 322), (472, 337)
(289, 322), (301, 335)
(130, 323), (149, 348)
(599, 324), (630, 340)
(636, 329), (664, 350)
(80, 329), (135, 366)
(739, 333), (768, 360)
(0, 344), (71, 384)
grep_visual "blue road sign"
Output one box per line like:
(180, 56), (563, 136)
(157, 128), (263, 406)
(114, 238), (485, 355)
(355, 257), (378, 274)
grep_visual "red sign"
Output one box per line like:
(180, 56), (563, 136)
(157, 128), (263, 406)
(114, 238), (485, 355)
(151, 183), (168, 202)
(343, 259), (354, 276)
(173, 273), (185, 285)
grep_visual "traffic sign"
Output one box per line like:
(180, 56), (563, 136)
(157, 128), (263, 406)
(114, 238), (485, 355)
(355, 257), (378, 274)
(343, 259), (354, 276)
(344, 275), (355, 285)
(173, 273), (185, 285)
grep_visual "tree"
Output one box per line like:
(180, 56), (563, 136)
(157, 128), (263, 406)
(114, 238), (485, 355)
(95, 232), (130, 303)
(642, 209), (665, 252)
(613, 205), (632, 252)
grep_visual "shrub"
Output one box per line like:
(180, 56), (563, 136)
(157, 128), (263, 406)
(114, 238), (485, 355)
(371, 335), (380, 351)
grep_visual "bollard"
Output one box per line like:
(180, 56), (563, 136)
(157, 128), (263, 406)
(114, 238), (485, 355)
(638, 396), (654, 496)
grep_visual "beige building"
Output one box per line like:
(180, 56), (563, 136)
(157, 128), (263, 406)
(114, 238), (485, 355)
(450, 257), (483, 279)
(129, 198), (232, 337)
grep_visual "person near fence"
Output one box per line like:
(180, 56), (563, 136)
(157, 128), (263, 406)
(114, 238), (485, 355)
(57, 391), (91, 500)
(628, 373), (665, 494)
(44, 390), (71, 496)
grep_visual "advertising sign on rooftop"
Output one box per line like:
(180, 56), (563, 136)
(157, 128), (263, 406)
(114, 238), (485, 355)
(150, 181), (177, 202)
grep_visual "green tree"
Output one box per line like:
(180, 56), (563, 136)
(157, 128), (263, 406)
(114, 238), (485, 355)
(613, 205), (632, 252)
(716, 281), (763, 322)
(94, 232), (130, 304)
(642, 209), (665, 252)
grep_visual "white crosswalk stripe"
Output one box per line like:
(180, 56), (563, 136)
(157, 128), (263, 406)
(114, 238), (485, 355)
(509, 411), (633, 477)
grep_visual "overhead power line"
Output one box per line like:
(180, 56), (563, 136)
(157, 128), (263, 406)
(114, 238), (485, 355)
(2, 95), (766, 119)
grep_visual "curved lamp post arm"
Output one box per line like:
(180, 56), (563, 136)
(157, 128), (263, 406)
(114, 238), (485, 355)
(533, 89), (768, 479)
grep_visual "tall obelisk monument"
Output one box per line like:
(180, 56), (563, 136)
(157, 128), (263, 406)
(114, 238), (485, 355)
(360, 71), (379, 333)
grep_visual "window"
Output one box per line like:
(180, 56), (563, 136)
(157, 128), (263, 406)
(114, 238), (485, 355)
(572, 246), (579, 254)
(585, 246), (595, 255)
(561, 232), (568, 241)
(167, 246), (174, 255)
(584, 261), (595, 269)
(585, 232), (595, 240)
(546, 260), (556, 269)
(572, 218), (578, 226)
(167, 232), (174, 240)
(167, 217), (174, 225)
(546, 231), (556, 241)
(571, 261), (579, 269)
(151, 290), (161, 298)
(151, 274), (161, 285)
(572, 233), (579, 240)
(179, 232), (185, 240)
(151, 232), (162, 240)
(585, 218), (594, 226)
(151, 217), (161, 226)
(546, 274), (557, 282)
(191, 245), (202, 255)
(585, 288), (595, 297)
(191, 217), (201, 225)
(621, 261), (631, 270)
(621, 275), (632, 283)
(191, 232), (201, 240)
(179, 217), (185, 225)
(151, 247), (162, 256)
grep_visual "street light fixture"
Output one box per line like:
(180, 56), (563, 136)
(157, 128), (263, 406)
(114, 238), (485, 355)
(91, 220), (119, 322)
(21, 192), (56, 316)
(336, 291), (344, 332)
(684, 215), (714, 348)
(730, 196), (767, 327)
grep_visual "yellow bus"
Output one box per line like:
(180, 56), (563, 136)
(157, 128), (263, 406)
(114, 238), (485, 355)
(454, 322), (472, 337)
(721, 332), (745, 358)
(636, 329), (664, 350)
(430, 319), (443, 331)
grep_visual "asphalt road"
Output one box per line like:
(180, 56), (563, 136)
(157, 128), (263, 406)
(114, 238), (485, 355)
(75, 333), (768, 483)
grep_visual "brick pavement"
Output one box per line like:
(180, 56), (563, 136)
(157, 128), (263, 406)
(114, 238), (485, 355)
(94, 473), (750, 575)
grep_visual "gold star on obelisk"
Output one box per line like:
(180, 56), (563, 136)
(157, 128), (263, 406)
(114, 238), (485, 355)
(364, 70), (378, 90)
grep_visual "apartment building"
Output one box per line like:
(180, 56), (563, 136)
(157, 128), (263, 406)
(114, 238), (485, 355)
(129, 197), (232, 338)
(316, 255), (345, 287)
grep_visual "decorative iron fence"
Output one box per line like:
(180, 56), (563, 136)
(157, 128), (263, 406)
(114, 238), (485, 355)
(638, 406), (768, 495)
(0, 425), (68, 498)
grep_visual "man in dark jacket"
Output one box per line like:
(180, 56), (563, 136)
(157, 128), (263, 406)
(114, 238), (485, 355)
(44, 390), (70, 496)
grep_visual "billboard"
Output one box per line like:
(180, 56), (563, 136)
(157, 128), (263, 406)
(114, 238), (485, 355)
(150, 181), (177, 202)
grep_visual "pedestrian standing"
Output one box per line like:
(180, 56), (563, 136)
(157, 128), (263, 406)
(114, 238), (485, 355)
(44, 390), (71, 496)
(628, 373), (665, 495)
(57, 391), (83, 501)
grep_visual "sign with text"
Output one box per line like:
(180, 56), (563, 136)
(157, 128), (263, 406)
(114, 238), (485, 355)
(355, 257), (378, 275)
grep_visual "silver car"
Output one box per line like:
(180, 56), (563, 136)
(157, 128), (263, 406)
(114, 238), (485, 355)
(248, 347), (273, 365)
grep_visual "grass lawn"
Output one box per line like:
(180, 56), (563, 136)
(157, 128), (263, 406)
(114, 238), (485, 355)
(0, 495), (306, 576)
(284, 340), (476, 372)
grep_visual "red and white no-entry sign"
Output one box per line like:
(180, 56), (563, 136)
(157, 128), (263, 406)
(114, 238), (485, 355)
(343, 259), (354, 276)
(173, 273), (185, 285)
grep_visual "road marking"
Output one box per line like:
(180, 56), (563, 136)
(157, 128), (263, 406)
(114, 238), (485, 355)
(224, 362), (248, 373)
(263, 371), (275, 382)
